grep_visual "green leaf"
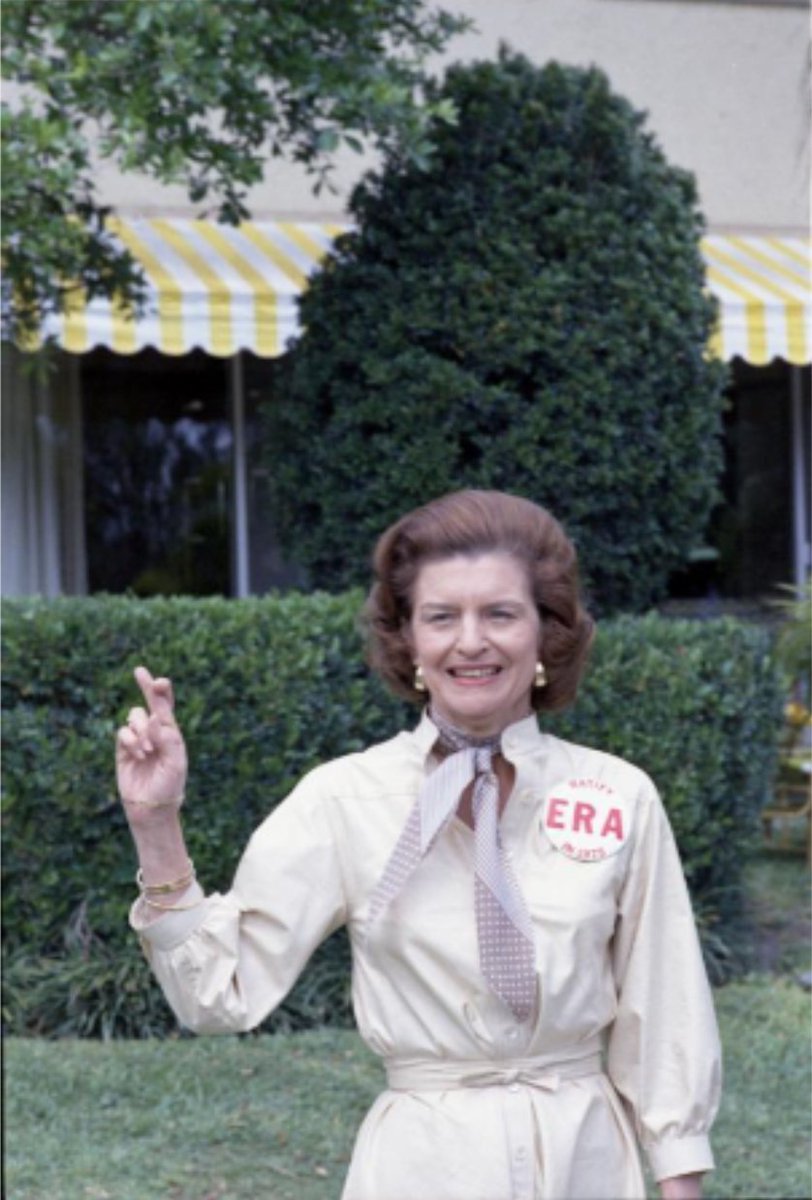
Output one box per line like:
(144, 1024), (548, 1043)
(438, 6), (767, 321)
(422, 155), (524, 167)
(1, 0), (470, 342)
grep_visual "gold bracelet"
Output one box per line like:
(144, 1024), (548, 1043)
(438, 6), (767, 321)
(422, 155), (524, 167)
(123, 793), (186, 811)
(142, 893), (203, 912)
(136, 859), (195, 895)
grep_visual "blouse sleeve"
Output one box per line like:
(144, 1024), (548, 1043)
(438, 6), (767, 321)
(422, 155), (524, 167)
(606, 776), (722, 1183)
(130, 766), (348, 1035)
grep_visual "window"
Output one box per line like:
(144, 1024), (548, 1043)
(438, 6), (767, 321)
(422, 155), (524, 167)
(242, 353), (308, 593)
(81, 349), (232, 595)
(716, 361), (808, 597)
(668, 360), (811, 603)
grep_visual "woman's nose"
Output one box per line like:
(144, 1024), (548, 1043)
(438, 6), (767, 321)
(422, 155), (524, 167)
(455, 615), (486, 654)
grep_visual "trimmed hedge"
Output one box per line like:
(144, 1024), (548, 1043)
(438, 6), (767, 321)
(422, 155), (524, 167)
(263, 51), (727, 613)
(2, 595), (782, 1036)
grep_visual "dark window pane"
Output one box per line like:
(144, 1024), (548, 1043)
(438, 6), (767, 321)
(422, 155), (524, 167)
(243, 353), (308, 592)
(715, 360), (796, 598)
(81, 349), (231, 596)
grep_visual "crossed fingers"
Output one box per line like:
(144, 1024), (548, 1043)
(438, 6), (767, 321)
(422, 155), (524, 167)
(118, 666), (177, 761)
(134, 665), (176, 725)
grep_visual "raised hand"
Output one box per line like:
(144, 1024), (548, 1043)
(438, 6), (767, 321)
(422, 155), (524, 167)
(116, 665), (188, 819)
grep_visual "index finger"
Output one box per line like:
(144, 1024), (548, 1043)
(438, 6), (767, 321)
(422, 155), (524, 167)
(134, 665), (176, 723)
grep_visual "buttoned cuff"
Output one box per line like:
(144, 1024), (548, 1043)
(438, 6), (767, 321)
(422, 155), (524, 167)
(645, 1134), (715, 1182)
(129, 881), (209, 951)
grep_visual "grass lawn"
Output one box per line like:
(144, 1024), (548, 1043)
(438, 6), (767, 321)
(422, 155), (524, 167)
(745, 840), (811, 975)
(5, 1029), (382, 1200)
(6, 849), (811, 1200)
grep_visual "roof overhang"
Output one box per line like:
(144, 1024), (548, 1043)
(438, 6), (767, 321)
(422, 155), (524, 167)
(25, 219), (812, 366)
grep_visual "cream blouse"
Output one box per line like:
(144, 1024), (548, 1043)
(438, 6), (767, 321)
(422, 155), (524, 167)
(132, 712), (722, 1200)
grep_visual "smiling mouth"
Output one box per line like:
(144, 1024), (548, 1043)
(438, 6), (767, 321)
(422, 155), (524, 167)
(448, 666), (502, 680)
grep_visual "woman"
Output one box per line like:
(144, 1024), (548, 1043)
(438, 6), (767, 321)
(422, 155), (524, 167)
(117, 490), (721, 1200)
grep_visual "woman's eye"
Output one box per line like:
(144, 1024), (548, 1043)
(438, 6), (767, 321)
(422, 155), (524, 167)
(490, 610), (516, 621)
(427, 612), (452, 624)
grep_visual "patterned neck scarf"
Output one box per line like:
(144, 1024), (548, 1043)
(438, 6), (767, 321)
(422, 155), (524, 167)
(367, 708), (537, 1022)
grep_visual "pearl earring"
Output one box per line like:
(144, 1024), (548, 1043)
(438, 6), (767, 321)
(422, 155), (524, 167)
(414, 665), (426, 693)
(534, 661), (547, 689)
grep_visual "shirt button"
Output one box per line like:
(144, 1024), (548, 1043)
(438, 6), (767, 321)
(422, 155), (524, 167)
(507, 1083), (520, 1093)
(516, 1147), (527, 1161)
(506, 1028), (518, 1042)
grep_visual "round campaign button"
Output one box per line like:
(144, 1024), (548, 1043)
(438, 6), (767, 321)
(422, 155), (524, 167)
(542, 777), (630, 862)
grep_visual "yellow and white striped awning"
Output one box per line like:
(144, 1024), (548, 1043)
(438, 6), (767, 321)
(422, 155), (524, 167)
(702, 234), (810, 366)
(35, 220), (811, 365)
(39, 217), (344, 358)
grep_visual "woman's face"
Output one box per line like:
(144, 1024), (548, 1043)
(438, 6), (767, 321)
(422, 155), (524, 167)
(408, 551), (541, 737)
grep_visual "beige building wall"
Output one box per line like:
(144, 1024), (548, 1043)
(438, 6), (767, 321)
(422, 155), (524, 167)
(91, 0), (810, 232)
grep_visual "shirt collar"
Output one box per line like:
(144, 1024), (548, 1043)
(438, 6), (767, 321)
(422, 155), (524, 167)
(411, 708), (543, 763)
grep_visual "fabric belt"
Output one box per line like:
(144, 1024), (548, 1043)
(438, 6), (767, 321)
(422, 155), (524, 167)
(385, 1051), (603, 1093)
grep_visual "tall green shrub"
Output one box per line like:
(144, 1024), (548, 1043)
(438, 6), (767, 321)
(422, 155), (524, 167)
(262, 50), (727, 614)
(2, 596), (781, 1036)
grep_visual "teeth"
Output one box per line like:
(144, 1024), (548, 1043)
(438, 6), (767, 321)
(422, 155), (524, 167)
(452, 668), (499, 678)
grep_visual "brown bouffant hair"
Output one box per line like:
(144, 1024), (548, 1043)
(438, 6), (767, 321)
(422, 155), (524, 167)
(362, 490), (595, 712)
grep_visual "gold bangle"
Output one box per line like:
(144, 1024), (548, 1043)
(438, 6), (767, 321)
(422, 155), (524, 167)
(136, 859), (195, 895)
(142, 893), (203, 912)
(124, 793), (185, 811)
(139, 873), (196, 896)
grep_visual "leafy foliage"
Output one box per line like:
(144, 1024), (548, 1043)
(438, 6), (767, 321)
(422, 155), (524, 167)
(770, 578), (812, 692)
(2, 945), (170, 1041)
(1, 105), (149, 349)
(1, 595), (781, 1036)
(263, 51), (727, 613)
(1, 592), (406, 959)
(1, 0), (468, 343)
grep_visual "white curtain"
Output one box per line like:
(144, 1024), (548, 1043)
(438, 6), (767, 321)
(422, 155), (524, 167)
(1, 344), (87, 596)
